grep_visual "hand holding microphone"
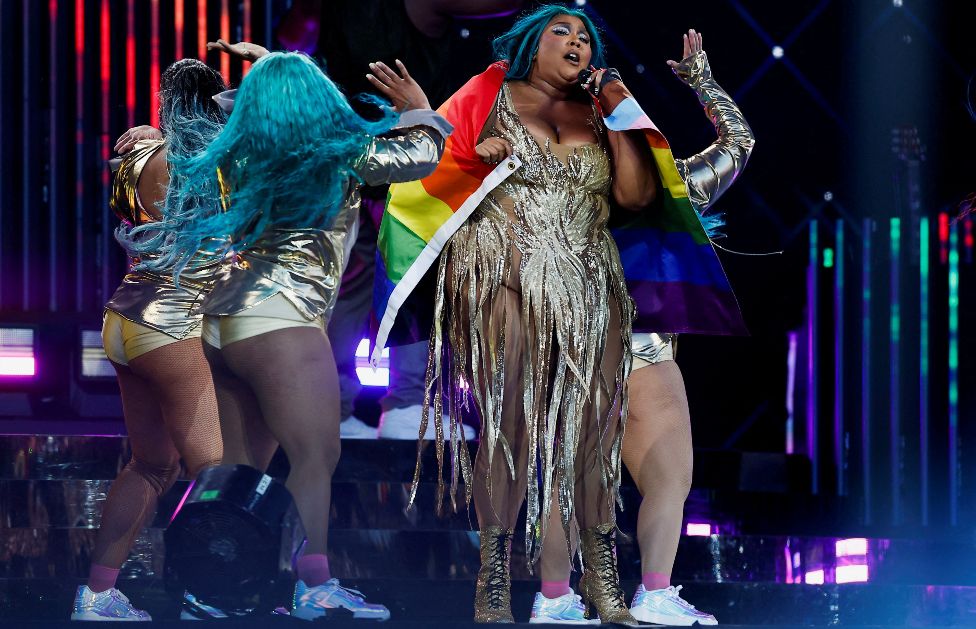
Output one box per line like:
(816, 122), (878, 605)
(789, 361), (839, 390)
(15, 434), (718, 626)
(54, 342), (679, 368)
(578, 65), (622, 97)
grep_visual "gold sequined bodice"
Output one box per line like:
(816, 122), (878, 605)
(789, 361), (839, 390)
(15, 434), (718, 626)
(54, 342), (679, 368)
(477, 83), (613, 259)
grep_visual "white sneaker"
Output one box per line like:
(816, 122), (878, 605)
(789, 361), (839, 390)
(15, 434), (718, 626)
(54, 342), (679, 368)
(340, 416), (377, 439)
(292, 578), (390, 621)
(70, 585), (151, 621)
(630, 584), (717, 626)
(377, 405), (475, 441)
(529, 589), (600, 624)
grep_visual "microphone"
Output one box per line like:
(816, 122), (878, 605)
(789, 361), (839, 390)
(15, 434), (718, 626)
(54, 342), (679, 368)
(577, 67), (622, 97)
(577, 67), (595, 89)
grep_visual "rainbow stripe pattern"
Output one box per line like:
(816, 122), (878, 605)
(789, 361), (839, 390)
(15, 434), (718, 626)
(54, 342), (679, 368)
(373, 62), (744, 362)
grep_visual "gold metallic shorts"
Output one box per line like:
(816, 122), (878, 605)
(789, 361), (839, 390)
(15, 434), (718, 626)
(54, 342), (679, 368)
(102, 310), (197, 365)
(631, 332), (676, 371)
(201, 293), (324, 349)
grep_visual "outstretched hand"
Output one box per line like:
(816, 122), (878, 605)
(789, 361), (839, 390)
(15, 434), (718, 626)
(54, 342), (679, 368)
(207, 39), (270, 61)
(667, 29), (703, 69)
(365, 60), (431, 112)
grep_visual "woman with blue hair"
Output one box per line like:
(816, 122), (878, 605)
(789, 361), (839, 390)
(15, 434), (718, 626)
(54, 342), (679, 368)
(72, 58), (228, 622)
(125, 46), (451, 620)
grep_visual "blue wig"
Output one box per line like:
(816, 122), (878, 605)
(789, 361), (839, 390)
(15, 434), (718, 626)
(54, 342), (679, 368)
(125, 52), (398, 278)
(492, 4), (607, 81)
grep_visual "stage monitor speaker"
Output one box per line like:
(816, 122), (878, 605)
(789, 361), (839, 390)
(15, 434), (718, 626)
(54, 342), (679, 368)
(164, 464), (305, 614)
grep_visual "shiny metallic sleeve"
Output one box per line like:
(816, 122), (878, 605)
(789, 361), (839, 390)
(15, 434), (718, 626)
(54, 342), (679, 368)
(109, 139), (166, 225)
(353, 109), (452, 186)
(672, 51), (755, 211)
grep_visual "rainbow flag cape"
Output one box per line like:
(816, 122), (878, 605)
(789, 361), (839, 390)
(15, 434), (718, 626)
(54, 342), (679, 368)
(373, 62), (745, 363)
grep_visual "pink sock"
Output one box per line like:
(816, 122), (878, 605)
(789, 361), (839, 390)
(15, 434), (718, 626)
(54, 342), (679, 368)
(541, 579), (571, 599)
(87, 564), (120, 593)
(297, 554), (331, 587)
(642, 572), (670, 592)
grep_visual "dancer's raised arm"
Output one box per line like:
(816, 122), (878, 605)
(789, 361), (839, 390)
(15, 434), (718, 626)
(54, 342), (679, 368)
(669, 29), (755, 210)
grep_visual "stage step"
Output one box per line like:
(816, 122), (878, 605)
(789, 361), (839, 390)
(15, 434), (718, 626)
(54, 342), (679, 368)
(1, 523), (973, 587)
(0, 435), (811, 491)
(2, 578), (974, 626)
(0, 477), (862, 535)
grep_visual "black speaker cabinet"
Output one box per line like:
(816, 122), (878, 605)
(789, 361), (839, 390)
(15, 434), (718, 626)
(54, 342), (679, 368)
(164, 464), (305, 614)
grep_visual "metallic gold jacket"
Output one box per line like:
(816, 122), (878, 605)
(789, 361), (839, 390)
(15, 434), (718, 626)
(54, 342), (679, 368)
(200, 109), (452, 322)
(105, 140), (224, 339)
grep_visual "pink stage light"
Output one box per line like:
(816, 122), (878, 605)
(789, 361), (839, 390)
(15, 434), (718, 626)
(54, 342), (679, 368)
(835, 538), (868, 557)
(0, 356), (36, 377)
(197, 0), (208, 61)
(835, 564), (870, 584)
(170, 480), (196, 523)
(220, 0), (230, 84)
(0, 328), (37, 377)
(685, 522), (712, 537)
(804, 569), (825, 585)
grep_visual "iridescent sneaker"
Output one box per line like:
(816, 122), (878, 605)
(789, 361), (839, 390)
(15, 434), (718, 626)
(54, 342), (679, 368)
(292, 578), (390, 621)
(630, 584), (717, 626)
(70, 585), (151, 621)
(529, 589), (600, 625)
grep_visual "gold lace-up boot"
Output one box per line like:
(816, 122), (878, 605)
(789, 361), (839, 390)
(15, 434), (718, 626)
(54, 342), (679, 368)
(473, 526), (514, 623)
(578, 523), (640, 626)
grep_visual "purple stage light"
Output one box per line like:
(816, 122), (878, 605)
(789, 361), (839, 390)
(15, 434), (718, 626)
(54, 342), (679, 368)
(685, 522), (712, 537)
(170, 479), (196, 524)
(355, 339), (390, 387)
(785, 330), (798, 454)
(804, 569), (825, 585)
(0, 328), (37, 378)
(356, 367), (390, 387)
(0, 356), (36, 377)
(835, 538), (868, 557)
(836, 564), (870, 584)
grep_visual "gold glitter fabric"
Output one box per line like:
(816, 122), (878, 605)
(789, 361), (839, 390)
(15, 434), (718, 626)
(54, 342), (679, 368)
(473, 526), (514, 623)
(578, 523), (639, 626)
(421, 83), (632, 566)
(110, 139), (165, 226)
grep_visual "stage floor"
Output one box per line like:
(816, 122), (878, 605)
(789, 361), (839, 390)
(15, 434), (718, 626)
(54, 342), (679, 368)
(2, 435), (975, 626)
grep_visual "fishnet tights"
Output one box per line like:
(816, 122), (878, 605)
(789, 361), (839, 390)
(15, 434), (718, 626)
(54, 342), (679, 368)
(91, 337), (222, 570)
(540, 360), (693, 582)
(203, 326), (341, 555)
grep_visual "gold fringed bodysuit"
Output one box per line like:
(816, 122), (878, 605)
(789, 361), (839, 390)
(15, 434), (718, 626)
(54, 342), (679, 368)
(428, 83), (633, 564)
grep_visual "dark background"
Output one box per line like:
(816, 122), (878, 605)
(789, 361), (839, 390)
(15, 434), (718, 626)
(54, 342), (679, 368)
(0, 0), (972, 529)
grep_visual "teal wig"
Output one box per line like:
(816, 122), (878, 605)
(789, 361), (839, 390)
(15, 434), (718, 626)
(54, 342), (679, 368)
(492, 4), (607, 81)
(126, 52), (398, 277)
